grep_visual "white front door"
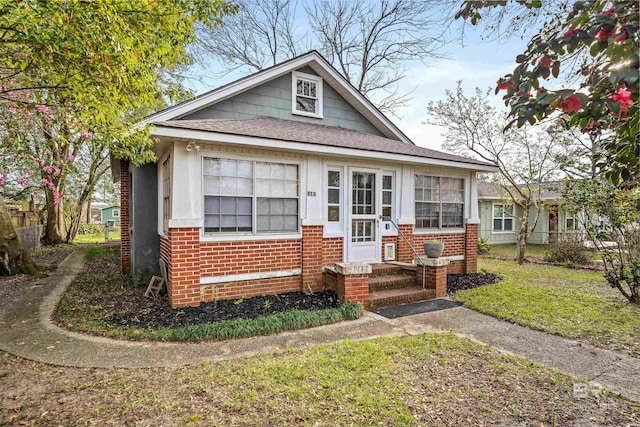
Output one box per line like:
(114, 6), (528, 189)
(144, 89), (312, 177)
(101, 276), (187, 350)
(347, 169), (380, 263)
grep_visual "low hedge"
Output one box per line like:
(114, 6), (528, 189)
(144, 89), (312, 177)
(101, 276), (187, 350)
(123, 302), (364, 342)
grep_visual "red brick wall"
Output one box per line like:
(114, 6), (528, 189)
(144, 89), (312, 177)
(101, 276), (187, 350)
(464, 223), (478, 273)
(201, 276), (301, 301)
(302, 226), (324, 292)
(394, 224), (465, 263)
(396, 224), (415, 263)
(336, 273), (369, 308)
(168, 228), (201, 308)
(120, 160), (130, 275)
(200, 239), (301, 277)
(413, 232), (465, 258)
(322, 237), (343, 265)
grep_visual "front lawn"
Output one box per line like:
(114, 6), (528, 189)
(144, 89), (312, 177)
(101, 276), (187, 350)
(2, 333), (638, 426)
(455, 258), (640, 357)
(73, 230), (121, 243)
(53, 247), (361, 341)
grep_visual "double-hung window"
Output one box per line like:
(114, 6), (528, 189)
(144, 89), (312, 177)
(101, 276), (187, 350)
(382, 173), (393, 220)
(415, 175), (464, 229)
(112, 209), (120, 218)
(327, 169), (341, 222)
(203, 158), (299, 234)
(292, 71), (322, 118)
(565, 215), (576, 231)
(492, 203), (514, 232)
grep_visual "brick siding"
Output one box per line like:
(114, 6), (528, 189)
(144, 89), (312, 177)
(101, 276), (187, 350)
(201, 276), (301, 302)
(464, 223), (479, 273)
(322, 237), (343, 265)
(119, 160), (130, 274)
(200, 239), (301, 277)
(302, 226), (324, 292)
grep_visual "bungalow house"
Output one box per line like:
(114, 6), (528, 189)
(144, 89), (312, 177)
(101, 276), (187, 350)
(478, 181), (582, 245)
(115, 51), (498, 308)
(100, 205), (121, 226)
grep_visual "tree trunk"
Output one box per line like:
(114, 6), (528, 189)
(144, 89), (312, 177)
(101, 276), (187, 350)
(85, 195), (92, 224)
(0, 198), (40, 275)
(516, 205), (530, 265)
(43, 191), (65, 245)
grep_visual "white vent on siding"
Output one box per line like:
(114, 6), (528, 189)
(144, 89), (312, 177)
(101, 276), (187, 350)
(384, 243), (396, 261)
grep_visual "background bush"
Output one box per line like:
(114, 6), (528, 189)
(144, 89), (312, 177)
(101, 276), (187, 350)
(543, 240), (590, 265)
(477, 237), (491, 255)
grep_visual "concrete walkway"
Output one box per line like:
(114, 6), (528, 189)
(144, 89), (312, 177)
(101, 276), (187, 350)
(0, 248), (638, 404)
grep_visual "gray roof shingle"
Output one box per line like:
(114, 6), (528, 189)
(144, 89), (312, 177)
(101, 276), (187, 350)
(152, 117), (495, 168)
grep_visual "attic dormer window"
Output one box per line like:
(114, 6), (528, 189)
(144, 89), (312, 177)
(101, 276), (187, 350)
(292, 71), (323, 118)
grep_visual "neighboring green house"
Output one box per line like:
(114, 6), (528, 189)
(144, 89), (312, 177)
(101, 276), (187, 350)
(478, 181), (580, 245)
(100, 205), (121, 226)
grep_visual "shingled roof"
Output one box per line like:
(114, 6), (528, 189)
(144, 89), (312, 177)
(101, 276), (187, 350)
(152, 117), (495, 168)
(478, 181), (564, 199)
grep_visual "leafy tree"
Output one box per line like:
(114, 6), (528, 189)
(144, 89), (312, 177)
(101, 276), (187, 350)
(456, 0), (639, 186)
(426, 83), (561, 264)
(0, 0), (234, 270)
(567, 178), (639, 305)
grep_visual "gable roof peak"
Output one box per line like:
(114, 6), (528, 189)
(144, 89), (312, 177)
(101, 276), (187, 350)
(145, 50), (414, 144)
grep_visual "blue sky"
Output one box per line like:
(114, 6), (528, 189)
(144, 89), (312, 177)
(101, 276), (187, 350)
(184, 7), (532, 152)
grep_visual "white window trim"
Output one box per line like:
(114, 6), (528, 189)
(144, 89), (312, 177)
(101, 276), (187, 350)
(565, 214), (576, 231)
(492, 202), (515, 233)
(201, 157), (301, 236)
(291, 71), (323, 118)
(414, 175), (466, 231)
(112, 209), (120, 217)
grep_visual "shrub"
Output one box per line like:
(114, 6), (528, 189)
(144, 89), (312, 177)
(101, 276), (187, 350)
(543, 240), (589, 265)
(477, 237), (491, 255)
(78, 223), (105, 235)
(132, 303), (364, 342)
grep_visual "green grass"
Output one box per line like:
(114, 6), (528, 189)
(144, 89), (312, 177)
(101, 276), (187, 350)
(84, 246), (113, 261)
(456, 258), (640, 357)
(3, 333), (638, 426)
(73, 230), (121, 244)
(485, 243), (600, 262)
(486, 243), (548, 258)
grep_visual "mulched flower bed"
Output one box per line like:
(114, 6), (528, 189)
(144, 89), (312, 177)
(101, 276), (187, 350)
(447, 272), (502, 294)
(107, 291), (340, 329)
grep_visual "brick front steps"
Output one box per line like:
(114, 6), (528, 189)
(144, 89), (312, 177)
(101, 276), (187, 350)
(368, 286), (437, 309)
(369, 263), (436, 308)
(324, 263), (438, 309)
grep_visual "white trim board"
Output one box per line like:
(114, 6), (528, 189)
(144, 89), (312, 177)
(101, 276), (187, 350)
(201, 269), (302, 285)
(152, 126), (499, 172)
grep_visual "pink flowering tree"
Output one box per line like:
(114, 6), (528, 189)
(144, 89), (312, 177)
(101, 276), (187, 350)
(456, 0), (639, 186)
(0, 95), (99, 244)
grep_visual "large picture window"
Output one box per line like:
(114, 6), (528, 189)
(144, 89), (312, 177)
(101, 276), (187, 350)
(203, 158), (299, 234)
(415, 175), (464, 229)
(493, 203), (514, 232)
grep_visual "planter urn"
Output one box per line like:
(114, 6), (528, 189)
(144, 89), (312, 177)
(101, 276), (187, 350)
(424, 241), (444, 258)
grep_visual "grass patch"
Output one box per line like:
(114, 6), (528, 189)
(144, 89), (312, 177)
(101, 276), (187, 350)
(485, 243), (600, 262)
(73, 231), (121, 244)
(2, 333), (638, 426)
(83, 246), (113, 261)
(54, 247), (362, 342)
(456, 258), (640, 357)
(126, 303), (363, 342)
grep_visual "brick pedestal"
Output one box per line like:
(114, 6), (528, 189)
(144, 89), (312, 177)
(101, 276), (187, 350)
(335, 263), (371, 308)
(168, 227), (201, 308)
(464, 223), (479, 273)
(416, 257), (449, 298)
(302, 225), (324, 292)
(120, 159), (131, 274)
